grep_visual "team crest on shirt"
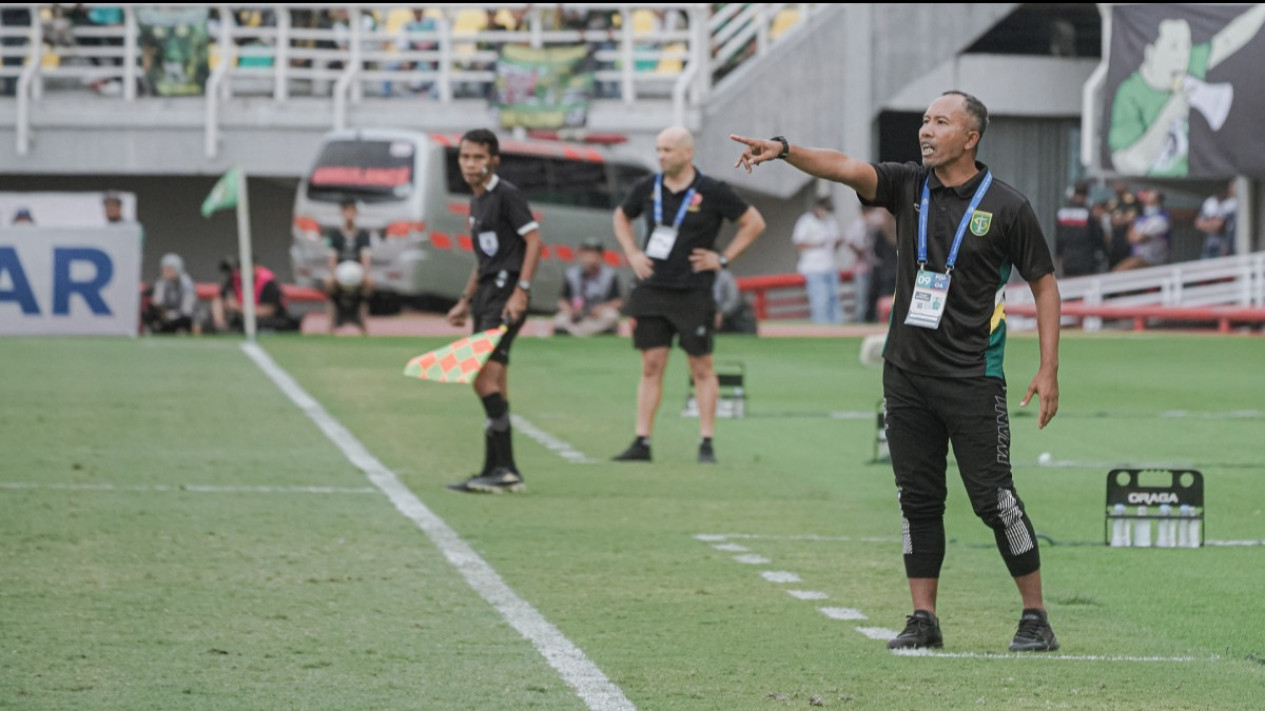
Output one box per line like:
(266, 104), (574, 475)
(687, 193), (704, 212)
(969, 210), (993, 236)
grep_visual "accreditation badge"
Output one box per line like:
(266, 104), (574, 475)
(645, 226), (678, 260)
(904, 269), (951, 330)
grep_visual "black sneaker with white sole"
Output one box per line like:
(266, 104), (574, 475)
(887, 610), (943, 650)
(1009, 609), (1059, 652)
(447, 468), (525, 494)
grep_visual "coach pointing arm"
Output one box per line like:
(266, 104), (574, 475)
(730, 134), (880, 202)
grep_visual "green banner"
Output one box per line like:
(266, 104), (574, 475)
(493, 45), (593, 130)
(136, 7), (210, 97)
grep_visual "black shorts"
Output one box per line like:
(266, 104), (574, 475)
(628, 285), (715, 356)
(472, 275), (522, 364)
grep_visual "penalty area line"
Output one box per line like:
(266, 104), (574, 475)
(241, 342), (635, 711)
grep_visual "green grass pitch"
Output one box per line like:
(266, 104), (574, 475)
(2, 331), (1263, 710)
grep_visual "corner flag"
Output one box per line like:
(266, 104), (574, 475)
(201, 168), (240, 218)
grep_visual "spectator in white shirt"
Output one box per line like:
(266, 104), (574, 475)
(792, 196), (842, 324)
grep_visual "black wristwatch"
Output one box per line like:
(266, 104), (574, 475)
(771, 136), (790, 160)
(718, 254), (730, 270)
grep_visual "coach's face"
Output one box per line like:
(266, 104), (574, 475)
(918, 94), (979, 170)
(459, 139), (498, 188)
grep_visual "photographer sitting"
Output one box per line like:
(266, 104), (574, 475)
(552, 237), (623, 336)
(210, 256), (299, 333)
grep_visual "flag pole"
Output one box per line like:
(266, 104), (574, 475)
(235, 167), (257, 341)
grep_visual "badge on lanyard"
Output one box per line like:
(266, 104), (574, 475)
(903, 171), (992, 330)
(645, 173), (697, 261)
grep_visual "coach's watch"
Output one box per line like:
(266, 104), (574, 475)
(516, 280), (532, 293)
(770, 136), (790, 160)
(718, 254), (730, 270)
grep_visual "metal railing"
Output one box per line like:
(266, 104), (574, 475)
(2, 3), (824, 157)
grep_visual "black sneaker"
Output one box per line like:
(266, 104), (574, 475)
(887, 610), (943, 650)
(448, 468), (525, 494)
(697, 441), (717, 464)
(1009, 609), (1059, 652)
(612, 440), (651, 462)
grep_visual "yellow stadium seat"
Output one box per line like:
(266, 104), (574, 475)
(657, 41), (686, 74)
(771, 9), (801, 40)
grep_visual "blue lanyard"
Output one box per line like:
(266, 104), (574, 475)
(654, 173), (698, 230)
(917, 171), (992, 272)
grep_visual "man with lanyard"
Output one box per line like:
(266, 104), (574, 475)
(731, 91), (1062, 652)
(612, 126), (765, 464)
(445, 129), (542, 494)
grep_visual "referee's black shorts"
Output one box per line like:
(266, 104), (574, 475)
(627, 284), (715, 357)
(472, 274), (523, 365)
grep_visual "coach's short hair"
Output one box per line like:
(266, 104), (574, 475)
(941, 90), (989, 140)
(460, 128), (500, 157)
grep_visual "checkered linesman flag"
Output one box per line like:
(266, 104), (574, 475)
(403, 325), (507, 384)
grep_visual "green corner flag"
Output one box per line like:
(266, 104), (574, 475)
(201, 168), (239, 218)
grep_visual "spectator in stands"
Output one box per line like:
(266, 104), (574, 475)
(1105, 180), (1139, 270)
(211, 257), (299, 333)
(1112, 188), (1170, 272)
(1196, 180), (1237, 260)
(713, 265), (756, 334)
(145, 253), (198, 334)
(102, 192), (127, 224)
(1054, 181), (1106, 277)
(10, 208), (34, 225)
(323, 198), (373, 334)
(0, 7), (30, 96)
(395, 9), (438, 97)
(793, 196), (843, 324)
(553, 236), (623, 336)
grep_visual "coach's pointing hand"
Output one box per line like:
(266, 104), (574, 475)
(730, 135), (781, 173)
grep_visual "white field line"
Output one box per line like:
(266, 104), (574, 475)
(891, 649), (1210, 663)
(0, 482), (378, 495)
(242, 343), (635, 711)
(711, 543), (749, 552)
(856, 627), (899, 640)
(760, 571), (802, 584)
(510, 414), (595, 464)
(733, 554), (771, 565)
(701, 532), (1233, 664)
(818, 607), (868, 621)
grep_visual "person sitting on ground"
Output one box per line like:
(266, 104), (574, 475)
(553, 236), (623, 336)
(145, 253), (198, 334)
(713, 265), (756, 334)
(211, 257), (300, 333)
(323, 198), (374, 334)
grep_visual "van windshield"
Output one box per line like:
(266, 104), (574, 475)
(306, 140), (415, 203)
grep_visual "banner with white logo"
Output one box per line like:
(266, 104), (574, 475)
(0, 227), (142, 336)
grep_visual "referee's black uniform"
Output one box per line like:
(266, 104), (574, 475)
(620, 169), (749, 355)
(468, 174), (539, 363)
(863, 160), (1055, 582)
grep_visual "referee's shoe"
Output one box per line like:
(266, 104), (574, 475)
(448, 467), (525, 494)
(887, 610), (943, 649)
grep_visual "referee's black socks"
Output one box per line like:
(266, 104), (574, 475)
(481, 392), (518, 474)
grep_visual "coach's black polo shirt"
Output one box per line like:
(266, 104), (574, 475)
(470, 174), (539, 279)
(862, 161), (1054, 379)
(620, 168), (749, 292)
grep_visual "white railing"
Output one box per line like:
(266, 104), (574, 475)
(1004, 251), (1265, 330)
(3, 3), (825, 157)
